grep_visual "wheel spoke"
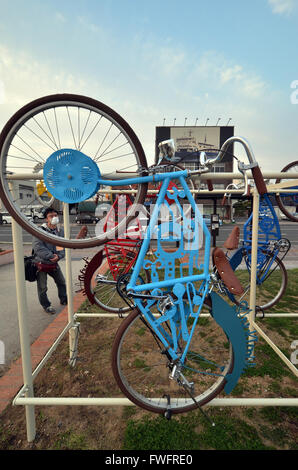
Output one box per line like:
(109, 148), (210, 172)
(23, 123), (57, 152)
(80, 115), (103, 151)
(112, 311), (233, 413)
(0, 94), (147, 249)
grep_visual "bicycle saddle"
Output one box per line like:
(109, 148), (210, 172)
(212, 247), (244, 295)
(223, 226), (240, 250)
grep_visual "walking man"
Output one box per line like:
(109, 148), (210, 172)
(33, 207), (67, 314)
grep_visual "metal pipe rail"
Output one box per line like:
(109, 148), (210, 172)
(13, 396), (298, 407)
(74, 312), (298, 319)
(5, 171), (298, 180)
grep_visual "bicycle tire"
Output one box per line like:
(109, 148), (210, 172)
(275, 161), (298, 222)
(83, 252), (150, 314)
(111, 306), (234, 414)
(0, 94), (148, 248)
(231, 251), (287, 311)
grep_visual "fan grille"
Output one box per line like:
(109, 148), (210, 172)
(43, 148), (100, 203)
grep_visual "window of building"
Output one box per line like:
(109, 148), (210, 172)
(183, 162), (198, 171)
(211, 164), (225, 173)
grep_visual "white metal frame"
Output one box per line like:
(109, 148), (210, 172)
(7, 172), (298, 443)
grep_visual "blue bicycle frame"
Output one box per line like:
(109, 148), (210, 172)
(230, 193), (282, 285)
(99, 169), (212, 363)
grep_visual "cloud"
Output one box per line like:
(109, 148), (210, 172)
(185, 51), (267, 100)
(268, 0), (295, 15)
(77, 15), (101, 33)
(0, 79), (4, 104)
(55, 12), (66, 23)
(0, 40), (295, 172)
(0, 44), (86, 106)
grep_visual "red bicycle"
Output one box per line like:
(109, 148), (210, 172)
(79, 193), (150, 313)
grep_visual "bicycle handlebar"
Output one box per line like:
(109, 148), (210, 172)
(189, 136), (267, 196)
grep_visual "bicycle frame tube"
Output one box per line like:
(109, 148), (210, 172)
(179, 175), (211, 275)
(127, 176), (170, 291)
(241, 193), (282, 280)
(97, 169), (188, 187)
(126, 174), (211, 293)
(243, 193), (281, 246)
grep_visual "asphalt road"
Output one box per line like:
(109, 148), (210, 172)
(0, 219), (297, 246)
(0, 219), (97, 243)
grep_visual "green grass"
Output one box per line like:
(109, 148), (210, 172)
(243, 341), (292, 378)
(122, 404), (298, 450)
(122, 410), (272, 450)
(53, 429), (88, 450)
(267, 268), (298, 313)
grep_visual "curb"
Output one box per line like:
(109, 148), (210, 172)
(0, 249), (13, 255)
(0, 290), (86, 414)
(0, 249), (14, 267)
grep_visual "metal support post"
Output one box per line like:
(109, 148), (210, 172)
(10, 182), (36, 442)
(62, 203), (76, 362)
(249, 191), (260, 325)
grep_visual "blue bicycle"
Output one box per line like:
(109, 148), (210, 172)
(0, 95), (262, 415)
(213, 191), (290, 313)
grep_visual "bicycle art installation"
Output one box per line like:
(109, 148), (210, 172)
(0, 94), (297, 441)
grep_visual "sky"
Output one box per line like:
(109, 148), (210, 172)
(0, 0), (298, 170)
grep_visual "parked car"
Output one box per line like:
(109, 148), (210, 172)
(75, 213), (99, 224)
(0, 213), (13, 224)
(24, 214), (35, 223)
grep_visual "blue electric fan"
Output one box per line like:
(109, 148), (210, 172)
(43, 149), (101, 203)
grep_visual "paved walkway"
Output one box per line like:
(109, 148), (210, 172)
(0, 290), (86, 414)
(0, 245), (101, 414)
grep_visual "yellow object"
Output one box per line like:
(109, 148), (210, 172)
(37, 181), (52, 198)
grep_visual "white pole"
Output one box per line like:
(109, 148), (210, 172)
(62, 203), (75, 360)
(252, 321), (298, 377)
(249, 191), (260, 325)
(13, 397), (298, 407)
(10, 182), (36, 442)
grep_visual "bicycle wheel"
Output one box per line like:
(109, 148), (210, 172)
(0, 94), (148, 248)
(275, 161), (298, 222)
(83, 253), (150, 314)
(111, 307), (234, 414)
(232, 251), (287, 311)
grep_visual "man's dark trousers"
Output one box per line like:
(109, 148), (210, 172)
(36, 265), (67, 309)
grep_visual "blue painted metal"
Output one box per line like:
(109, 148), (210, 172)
(229, 247), (244, 271)
(126, 172), (257, 393)
(127, 174), (211, 362)
(43, 148), (100, 203)
(210, 292), (257, 394)
(43, 146), (188, 203)
(243, 193), (281, 248)
(241, 193), (282, 276)
(42, 146), (257, 391)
